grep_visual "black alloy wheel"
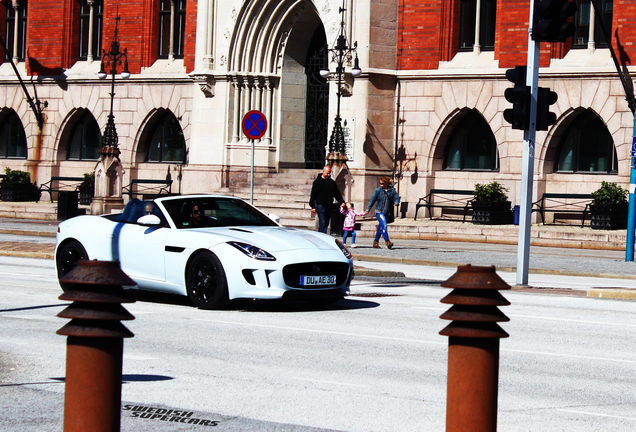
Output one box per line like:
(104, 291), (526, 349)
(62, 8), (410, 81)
(56, 240), (88, 291)
(186, 251), (228, 309)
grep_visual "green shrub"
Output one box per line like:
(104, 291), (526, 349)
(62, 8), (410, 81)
(474, 181), (509, 203)
(82, 172), (95, 187)
(591, 181), (628, 206)
(4, 167), (32, 184)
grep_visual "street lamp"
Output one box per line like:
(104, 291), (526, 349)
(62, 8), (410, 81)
(320, 0), (361, 166)
(97, 16), (130, 150)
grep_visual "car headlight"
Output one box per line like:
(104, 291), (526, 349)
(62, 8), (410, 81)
(227, 241), (276, 261)
(335, 239), (352, 259)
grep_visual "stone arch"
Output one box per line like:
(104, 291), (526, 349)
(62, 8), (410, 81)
(224, 0), (329, 168)
(429, 107), (478, 174)
(539, 107), (618, 176)
(55, 108), (100, 163)
(0, 108), (28, 159)
(134, 108), (187, 165)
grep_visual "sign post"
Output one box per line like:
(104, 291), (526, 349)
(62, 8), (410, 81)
(241, 110), (268, 204)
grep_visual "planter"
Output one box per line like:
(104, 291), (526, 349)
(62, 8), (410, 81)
(0, 181), (41, 202)
(471, 200), (514, 225)
(79, 183), (94, 205)
(590, 203), (627, 230)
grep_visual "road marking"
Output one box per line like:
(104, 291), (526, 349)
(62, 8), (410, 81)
(557, 409), (636, 421)
(193, 318), (446, 346)
(194, 318), (636, 364)
(124, 354), (159, 361)
(504, 348), (636, 364)
(0, 271), (55, 281)
(4, 314), (57, 321)
(292, 377), (368, 388)
(412, 306), (636, 328)
(506, 313), (636, 328)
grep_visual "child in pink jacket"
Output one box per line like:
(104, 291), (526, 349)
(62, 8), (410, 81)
(340, 202), (366, 248)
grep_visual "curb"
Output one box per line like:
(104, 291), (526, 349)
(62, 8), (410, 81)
(0, 250), (54, 260)
(354, 267), (406, 278)
(352, 253), (636, 281)
(587, 289), (636, 300)
(0, 228), (56, 237)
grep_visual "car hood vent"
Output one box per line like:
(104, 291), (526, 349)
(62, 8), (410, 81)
(229, 228), (254, 234)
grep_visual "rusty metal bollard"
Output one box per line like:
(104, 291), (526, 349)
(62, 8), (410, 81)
(57, 260), (135, 432)
(439, 264), (511, 432)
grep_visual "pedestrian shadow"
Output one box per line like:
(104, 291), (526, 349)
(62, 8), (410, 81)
(0, 303), (67, 313)
(122, 374), (174, 383)
(34, 375), (174, 385)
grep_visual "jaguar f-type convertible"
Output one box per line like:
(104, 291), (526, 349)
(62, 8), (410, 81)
(55, 195), (353, 309)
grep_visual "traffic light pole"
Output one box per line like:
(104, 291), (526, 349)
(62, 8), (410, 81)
(627, 121), (636, 261)
(516, 0), (540, 286)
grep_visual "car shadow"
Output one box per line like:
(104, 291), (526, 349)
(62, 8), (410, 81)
(230, 297), (380, 313)
(124, 289), (379, 312)
(124, 289), (195, 307)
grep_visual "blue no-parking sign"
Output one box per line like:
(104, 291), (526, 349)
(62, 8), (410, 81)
(242, 110), (268, 140)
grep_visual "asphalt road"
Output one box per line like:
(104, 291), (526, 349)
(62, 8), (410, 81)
(1, 256), (636, 431)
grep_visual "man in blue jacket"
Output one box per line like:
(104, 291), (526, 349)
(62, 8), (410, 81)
(309, 165), (345, 234)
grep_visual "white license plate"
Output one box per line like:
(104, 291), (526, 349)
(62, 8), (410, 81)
(300, 275), (336, 286)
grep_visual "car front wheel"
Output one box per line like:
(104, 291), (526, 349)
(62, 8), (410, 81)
(56, 240), (88, 291)
(186, 251), (228, 309)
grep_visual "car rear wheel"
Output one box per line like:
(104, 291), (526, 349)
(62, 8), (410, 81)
(186, 251), (228, 309)
(56, 240), (88, 291)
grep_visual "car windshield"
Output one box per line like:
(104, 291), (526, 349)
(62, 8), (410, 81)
(161, 197), (278, 229)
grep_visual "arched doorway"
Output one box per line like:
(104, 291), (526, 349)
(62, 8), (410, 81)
(226, 0), (327, 171)
(304, 27), (329, 168)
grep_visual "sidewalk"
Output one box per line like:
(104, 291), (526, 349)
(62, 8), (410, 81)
(2, 214), (635, 278)
(0, 200), (629, 250)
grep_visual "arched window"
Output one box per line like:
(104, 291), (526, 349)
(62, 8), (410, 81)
(67, 112), (102, 160)
(443, 110), (499, 171)
(554, 110), (617, 173)
(0, 110), (27, 158)
(145, 111), (186, 163)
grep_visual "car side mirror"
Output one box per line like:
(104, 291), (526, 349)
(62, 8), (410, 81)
(268, 213), (281, 224)
(137, 214), (162, 226)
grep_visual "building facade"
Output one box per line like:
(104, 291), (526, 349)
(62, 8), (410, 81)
(0, 0), (634, 219)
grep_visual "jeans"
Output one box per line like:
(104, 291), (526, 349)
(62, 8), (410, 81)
(316, 204), (331, 234)
(343, 229), (356, 244)
(374, 212), (389, 242)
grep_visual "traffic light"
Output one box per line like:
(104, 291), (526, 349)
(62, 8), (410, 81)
(536, 87), (558, 131)
(503, 66), (530, 130)
(532, 0), (577, 42)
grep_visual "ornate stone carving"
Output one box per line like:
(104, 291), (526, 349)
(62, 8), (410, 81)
(191, 74), (215, 98)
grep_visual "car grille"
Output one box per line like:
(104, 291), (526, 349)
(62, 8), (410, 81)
(283, 261), (350, 289)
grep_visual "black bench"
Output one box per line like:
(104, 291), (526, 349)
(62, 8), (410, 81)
(414, 189), (475, 222)
(39, 176), (85, 202)
(122, 179), (173, 199)
(531, 193), (593, 227)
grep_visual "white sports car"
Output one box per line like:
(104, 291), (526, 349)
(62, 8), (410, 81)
(55, 195), (353, 309)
